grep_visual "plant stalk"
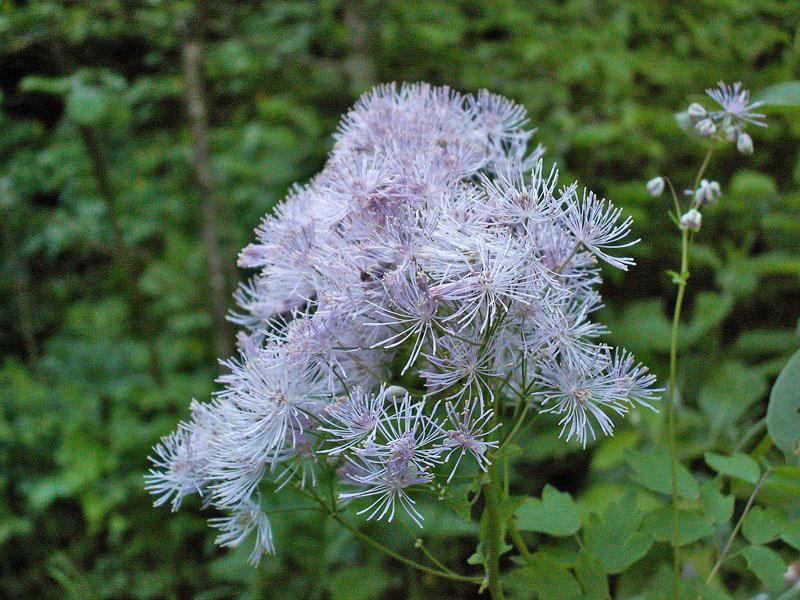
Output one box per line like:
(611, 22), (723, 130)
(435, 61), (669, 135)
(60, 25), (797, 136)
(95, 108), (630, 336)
(482, 462), (506, 600)
(705, 467), (771, 586)
(668, 227), (689, 599)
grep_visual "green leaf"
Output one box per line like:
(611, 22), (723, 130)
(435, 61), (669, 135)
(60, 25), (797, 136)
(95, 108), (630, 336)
(782, 519), (800, 550)
(574, 549), (610, 600)
(704, 452), (761, 484)
(515, 485), (580, 536)
(625, 448), (700, 499)
(506, 552), (582, 600)
(700, 479), (734, 525)
(767, 347), (800, 458)
(592, 430), (640, 471)
(328, 565), (392, 600)
(416, 500), (477, 537)
(756, 81), (800, 107)
(583, 493), (653, 574)
(640, 507), (714, 546)
(698, 361), (767, 431)
(742, 506), (786, 545)
(65, 85), (112, 127)
(742, 545), (786, 592)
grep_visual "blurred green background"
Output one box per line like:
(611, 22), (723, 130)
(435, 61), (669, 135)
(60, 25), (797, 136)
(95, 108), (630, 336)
(1, 1), (799, 598)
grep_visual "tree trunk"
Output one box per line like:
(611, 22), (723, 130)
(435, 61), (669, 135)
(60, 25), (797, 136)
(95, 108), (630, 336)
(182, 0), (233, 360)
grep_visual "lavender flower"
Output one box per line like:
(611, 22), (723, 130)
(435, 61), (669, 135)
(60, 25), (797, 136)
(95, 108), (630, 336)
(148, 82), (658, 555)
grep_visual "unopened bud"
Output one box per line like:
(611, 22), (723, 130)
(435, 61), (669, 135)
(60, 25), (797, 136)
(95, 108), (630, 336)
(384, 385), (408, 400)
(646, 176), (665, 197)
(695, 118), (716, 137)
(680, 209), (702, 231)
(737, 132), (754, 155)
(687, 103), (707, 119)
(674, 111), (692, 131)
(693, 179), (721, 207)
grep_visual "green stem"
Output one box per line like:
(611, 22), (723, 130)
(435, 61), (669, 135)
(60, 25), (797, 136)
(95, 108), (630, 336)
(508, 521), (534, 564)
(482, 462), (506, 600)
(705, 467), (771, 587)
(668, 227), (690, 599)
(693, 144), (715, 191)
(668, 142), (714, 599)
(329, 512), (482, 585)
(298, 487), (482, 585)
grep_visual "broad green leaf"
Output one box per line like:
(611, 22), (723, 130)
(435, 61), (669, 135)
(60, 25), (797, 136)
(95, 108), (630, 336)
(767, 348), (800, 458)
(704, 452), (761, 484)
(574, 549), (610, 599)
(756, 81), (800, 107)
(763, 465), (800, 498)
(782, 519), (800, 550)
(640, 507), (714, 546)
(328, 565), (392, 600)
(742, 506), (786, 545)
(417, 500), (477, 537)
(625, 448), (700, 499)
(592, 430), (640, 471)
(742, 545), (786, 592)
(515, 485), (580, 536)
(699, 361), (767, 431)
(700, 479), (734, 524)
(65, 85), (112, 127)
(506, 552), (582, 600)
(583, 493), (653, 574)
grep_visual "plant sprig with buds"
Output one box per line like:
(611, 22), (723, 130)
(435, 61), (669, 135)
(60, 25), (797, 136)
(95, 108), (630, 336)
(646, 81), (768, 600)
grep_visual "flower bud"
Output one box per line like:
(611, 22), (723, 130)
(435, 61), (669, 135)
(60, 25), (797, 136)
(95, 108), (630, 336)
(674, 111), (692, 131)
(383, 385), (409, 400)
(737, 132), (754, 155)
(695, 118), (716, 137)
(687, 102), (707, 119)
(680, 208), (702, 231)
(646, 176), (665, 197)
(723, 125), (737, 142)
(693, 179), (721, 207)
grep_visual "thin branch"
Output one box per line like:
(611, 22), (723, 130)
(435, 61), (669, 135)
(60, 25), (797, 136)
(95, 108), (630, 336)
(508, 521), (534, 564)
(705, 466), (772, 586)
(296, 486), (483, 585)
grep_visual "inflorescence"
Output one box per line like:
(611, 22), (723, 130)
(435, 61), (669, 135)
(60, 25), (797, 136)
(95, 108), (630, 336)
(648, 81), (767, 230)
(147, 82), (660, 563)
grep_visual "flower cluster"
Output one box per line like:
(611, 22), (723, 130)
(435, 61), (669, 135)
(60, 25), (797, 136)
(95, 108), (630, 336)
(649, 82), (766, 230)
(680, 81), (765, 152)
(147, 83), (658, 562)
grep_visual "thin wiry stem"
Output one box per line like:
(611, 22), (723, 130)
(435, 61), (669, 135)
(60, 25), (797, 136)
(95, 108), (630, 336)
(669, 142), (715, 600)
(298, 486), (483, 585)
(668, 227), (689, 598)
(508, 520), (534, 564)
(705, 466), (772, 587)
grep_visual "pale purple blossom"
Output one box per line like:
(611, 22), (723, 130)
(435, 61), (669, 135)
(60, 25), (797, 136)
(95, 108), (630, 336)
(147, 82), (658, 555)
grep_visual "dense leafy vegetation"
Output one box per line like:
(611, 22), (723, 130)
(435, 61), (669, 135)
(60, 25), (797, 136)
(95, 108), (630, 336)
(1, 1), (799, 598)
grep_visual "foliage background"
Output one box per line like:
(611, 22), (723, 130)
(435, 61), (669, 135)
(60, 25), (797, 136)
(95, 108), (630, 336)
(1, 1), (799, 598)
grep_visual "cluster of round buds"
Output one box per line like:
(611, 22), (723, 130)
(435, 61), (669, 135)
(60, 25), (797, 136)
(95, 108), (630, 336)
(677, 81), (765, 154)
(651, 82), (766, 233)
(147, 83), (660, 561)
